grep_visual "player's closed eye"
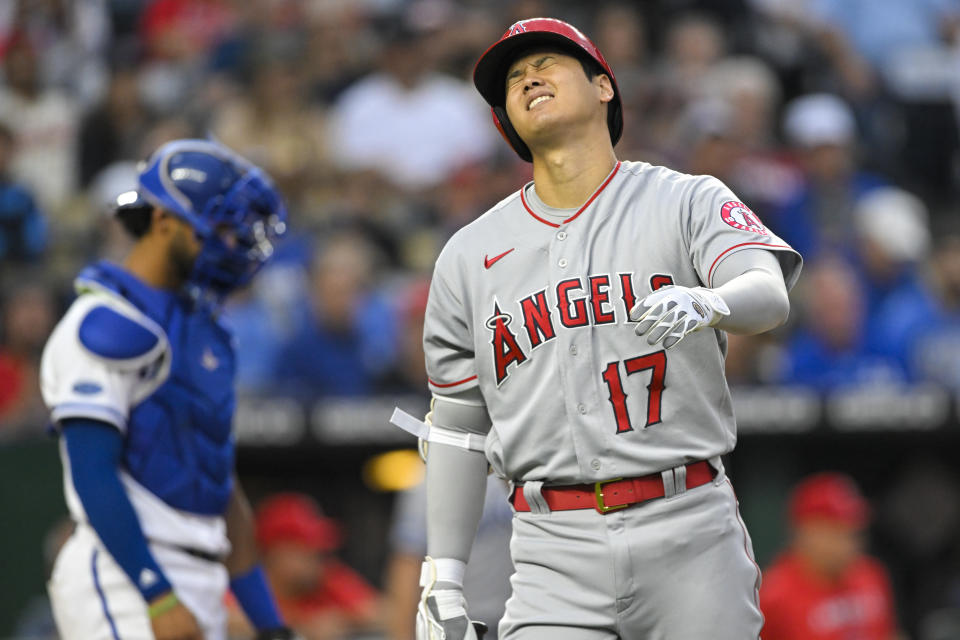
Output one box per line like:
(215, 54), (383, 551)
(506, 56), (556, 87)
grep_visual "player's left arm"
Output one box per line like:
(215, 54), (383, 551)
(634, 176), (801, 348)
(706, 248), (790, 334)
(633, 249), (790, 347)
(224, 478), (299, 640)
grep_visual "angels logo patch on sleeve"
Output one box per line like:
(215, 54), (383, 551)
(720, 201), (767, 235)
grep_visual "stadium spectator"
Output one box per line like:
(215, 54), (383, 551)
(0, 0), (111, 109)
(639, 12), (726, 155)
(327, 18), (496, 191)
(807, 0), (960, 87)
(871, 228), (960, 387)
(136, 0), (238, 117)
(139, 0), (235, 63)
(272, 231), (398, 398)
(0, 33), (80, 215)
(808, 0), (960, 196)
(760, 472), (900, 640)
(0, 123), (46, 265)
(852, 187), (932, 317)
(0, 282), (56, 434)
(211, 37), (331, 211)
(377, 278), (431, 396)
(699, 57), (802, 217)
(78, 66), (151, 188)
(771, 93), (887, 259)
(778, 255), (907, 389)
(229, 492), (381, 640)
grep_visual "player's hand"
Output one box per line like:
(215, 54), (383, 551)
(416, 558), (487, 640)
(630, 285), (730, 349)
(148, 592), (203, 640)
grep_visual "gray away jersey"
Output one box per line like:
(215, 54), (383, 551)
(424, 161), (801, 484)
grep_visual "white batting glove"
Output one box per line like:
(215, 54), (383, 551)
(417, 557), (487, 640)
(630, 285), (730, 349)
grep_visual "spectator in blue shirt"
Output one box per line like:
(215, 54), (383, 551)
(851, 188), (933, 352)
(0, 123), (47, 264)
(272, 231), (398, 398)
(871, 231), (960, 387)
(770, 94), (886, 260)
(779, 254), (907, 389)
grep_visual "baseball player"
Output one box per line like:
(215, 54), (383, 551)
(760, 474), (899, 640)
(40, 140), (298, 640)
(410, 18), (803, 640)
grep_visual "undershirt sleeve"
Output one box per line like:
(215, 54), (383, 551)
(62, 418), (172, 601)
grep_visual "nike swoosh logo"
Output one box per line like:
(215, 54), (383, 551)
(484, 248), (515, 269)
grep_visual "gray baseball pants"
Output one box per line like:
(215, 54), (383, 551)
(499, 468), (763, 640)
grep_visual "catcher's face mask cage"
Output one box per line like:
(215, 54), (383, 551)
(129, 139), (288, 301)
(473, 17), (623, 162)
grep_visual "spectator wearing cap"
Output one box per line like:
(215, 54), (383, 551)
(770, 93), (887, 260)
(760, 473), (900, 640)
(852, 188), (935, 369)
(228, 492), (382, 640)
(854, 187), (931, 308)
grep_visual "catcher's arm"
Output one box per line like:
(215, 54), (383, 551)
(225, 480), (302, 640)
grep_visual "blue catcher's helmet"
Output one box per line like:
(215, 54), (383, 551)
(121, 139), (287, 301)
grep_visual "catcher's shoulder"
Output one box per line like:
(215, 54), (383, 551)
(45, 290), (168, 371)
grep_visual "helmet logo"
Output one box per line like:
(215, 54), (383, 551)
(508, 21), (527, 36)
(171, 167), (208, 183)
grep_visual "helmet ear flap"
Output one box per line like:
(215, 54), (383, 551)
(492, 106), (532, 162)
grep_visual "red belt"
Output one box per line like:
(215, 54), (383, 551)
(510, 461), (716, 514)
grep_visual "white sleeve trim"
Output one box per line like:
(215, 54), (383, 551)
(51, 403), (127, 431)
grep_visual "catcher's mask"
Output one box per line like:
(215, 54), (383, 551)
(116, 139), (287, 303)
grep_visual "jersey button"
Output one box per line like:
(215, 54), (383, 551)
(557, 231), (567, 241)
(591, 459), (601, 470)
(577, 403), (587, 414)
(558, 258), (568, 268)
(569, 345), (578, 356)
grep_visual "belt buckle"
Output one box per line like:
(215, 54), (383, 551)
(594, 478), (629, 514)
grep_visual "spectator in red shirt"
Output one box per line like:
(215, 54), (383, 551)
(228, 492), (382, 640)
(761, 472), (901, 640)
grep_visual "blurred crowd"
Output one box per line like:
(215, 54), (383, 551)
(2, 0), (960, 637)
(1, 0), (960, 437)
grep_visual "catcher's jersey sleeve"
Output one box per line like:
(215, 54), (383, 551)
(685, 176), (802, 289)
(424, 241), (480, 395)
(41, 292), (171, 432)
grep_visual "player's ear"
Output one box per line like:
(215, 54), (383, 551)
(594, 74), (614, 104)
(151, 208), (176, 236)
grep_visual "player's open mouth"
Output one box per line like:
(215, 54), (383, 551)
(528, 95), (554, 110)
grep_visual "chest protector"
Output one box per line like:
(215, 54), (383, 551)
(82, 262), (236, 515)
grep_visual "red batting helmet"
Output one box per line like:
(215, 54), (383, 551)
(473, 18), (623, 162)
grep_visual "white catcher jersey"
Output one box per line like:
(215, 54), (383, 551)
(41, 287), (231, 557)
(423, 161), (801, 484)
